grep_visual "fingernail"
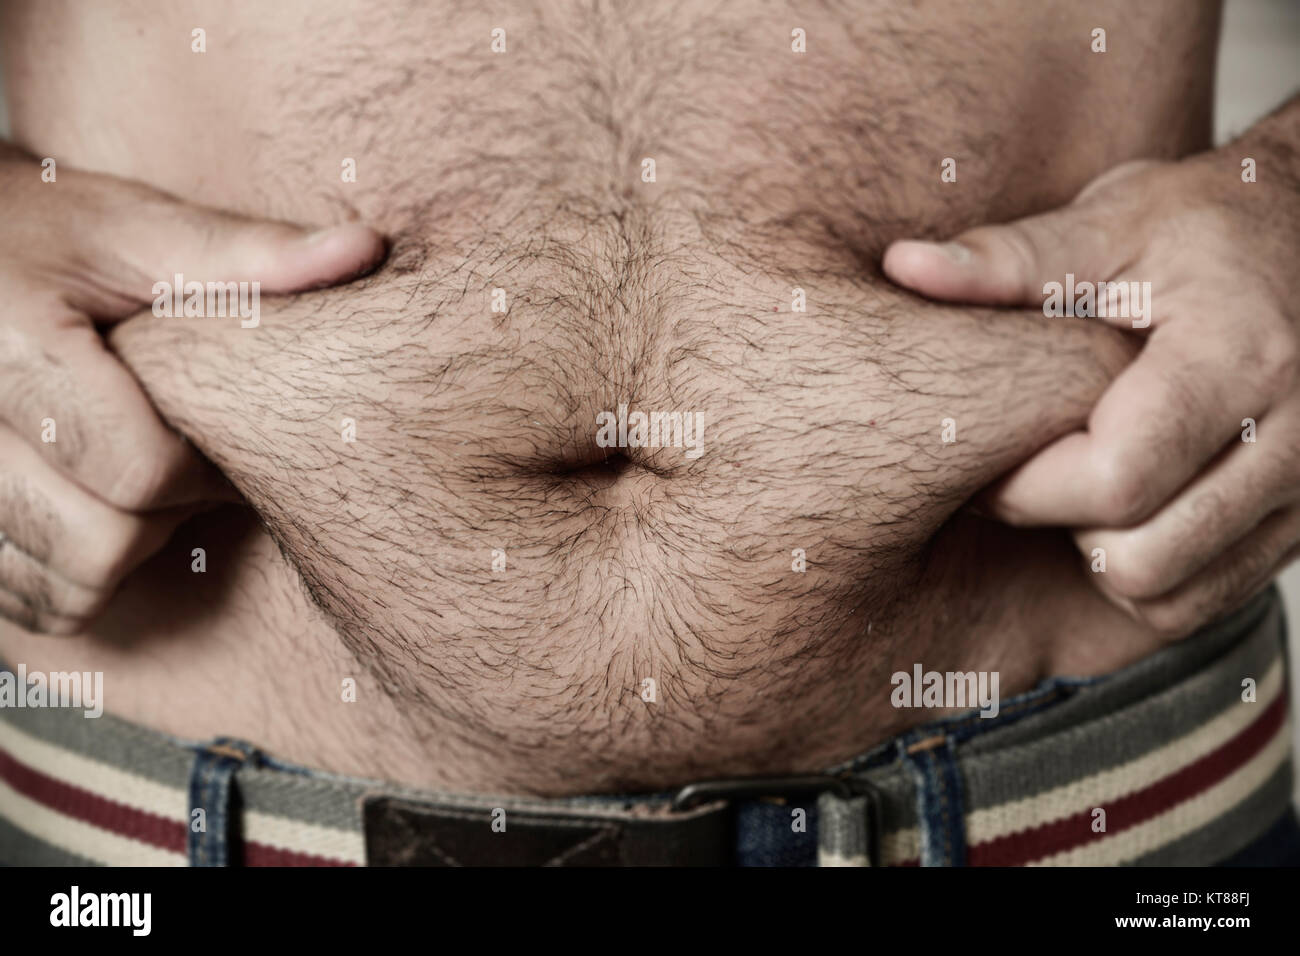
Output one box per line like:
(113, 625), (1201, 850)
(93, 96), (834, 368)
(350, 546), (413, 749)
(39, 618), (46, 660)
(939, 242), (972, 264)
(302, 228), (337, 246)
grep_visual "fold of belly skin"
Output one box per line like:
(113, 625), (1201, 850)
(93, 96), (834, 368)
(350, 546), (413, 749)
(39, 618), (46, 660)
(0, 0), (1211, 794)
(103, 219), (1146, 793)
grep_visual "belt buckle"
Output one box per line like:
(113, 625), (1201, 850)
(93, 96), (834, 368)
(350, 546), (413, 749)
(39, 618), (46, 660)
(671, 773), (883, 866)
(671, 773), (853, 811)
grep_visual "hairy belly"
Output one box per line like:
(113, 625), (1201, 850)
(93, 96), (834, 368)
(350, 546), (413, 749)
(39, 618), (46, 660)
(1, 0), (1207, 791)
(108, 194), (1134, 790)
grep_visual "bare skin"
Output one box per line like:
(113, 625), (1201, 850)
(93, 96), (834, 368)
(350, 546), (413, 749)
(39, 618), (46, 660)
(0, 0), (1249, 795)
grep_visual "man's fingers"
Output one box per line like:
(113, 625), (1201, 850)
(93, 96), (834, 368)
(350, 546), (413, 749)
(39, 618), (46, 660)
(0, 424), (189, 589)
(0, 495), (196, 636)
(0, 581), (81, 636)
(115, 216), (386, 301)
(91, 216), (386, 317)
(31, 168), (385, 319)
(1076, 403), (1300, 599)
(0, 536), (109, 636)
(1, 317), (227, 509)
(983, 321), (1286, 527)
(882, 208), (1132, 309)
(1088, 506), (1300, 641)
(881, 162), (1156, 310)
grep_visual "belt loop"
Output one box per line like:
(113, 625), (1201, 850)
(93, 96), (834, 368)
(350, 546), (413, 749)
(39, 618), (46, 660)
(903, 733), (967, 867)
(816, 791), (874, 866)
(187, 737), (259, 867)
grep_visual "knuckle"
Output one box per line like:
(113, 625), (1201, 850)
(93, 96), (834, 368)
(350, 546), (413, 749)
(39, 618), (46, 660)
(0, 538), (107, 623)
(0, 478), (58, 564)
(0, 587), (83, 635)
(1147, 371), (1207, 459)
(1135, 551), (1268, 641)
(0, 540), (51, 606)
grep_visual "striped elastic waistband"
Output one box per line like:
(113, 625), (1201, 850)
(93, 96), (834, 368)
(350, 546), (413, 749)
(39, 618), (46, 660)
(0, 587), (1293, 866)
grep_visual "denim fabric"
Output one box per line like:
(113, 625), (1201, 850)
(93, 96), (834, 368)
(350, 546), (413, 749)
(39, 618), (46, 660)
(734, 801), (818, 866)
(900, 733), (966, 867)
(187, 738), (261, 867)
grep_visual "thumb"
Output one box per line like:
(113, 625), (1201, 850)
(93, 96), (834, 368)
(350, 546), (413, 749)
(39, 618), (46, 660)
(68, 180), (385, 316)
(881, 187), (1142, 309)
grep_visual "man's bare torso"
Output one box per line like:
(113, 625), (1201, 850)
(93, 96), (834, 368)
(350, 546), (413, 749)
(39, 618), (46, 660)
(0, 0), (1219, 794)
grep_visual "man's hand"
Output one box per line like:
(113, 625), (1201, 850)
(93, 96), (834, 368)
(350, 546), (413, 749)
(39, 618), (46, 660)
(882, 123), (1300, 639)
(0, 147), (384, 634)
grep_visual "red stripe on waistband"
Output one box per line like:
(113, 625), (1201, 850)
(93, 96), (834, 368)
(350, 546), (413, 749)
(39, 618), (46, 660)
(965, 690), (1288, 866)
(0, 742), (355, 866)
(244, 842), (356, 867)
(0, 746), (185, 853)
